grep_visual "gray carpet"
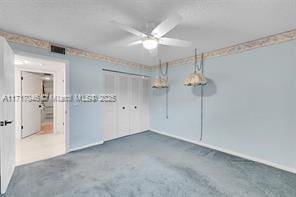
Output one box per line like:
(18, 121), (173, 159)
(5, 131), (296, 197)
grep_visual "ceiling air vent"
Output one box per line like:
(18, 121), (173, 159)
(50, 45), (66, 55)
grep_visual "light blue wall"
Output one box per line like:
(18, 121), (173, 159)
(10, 43), (151, 150)
(151, 40), (296, 169)
(151, 64), (202, 141)
(10, 39), (296, 169)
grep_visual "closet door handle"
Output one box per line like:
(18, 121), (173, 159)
(5, 120), (13, 126)
(0, 120), (13, 127)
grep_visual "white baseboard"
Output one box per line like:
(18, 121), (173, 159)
(151, 129), (296, 174)
(69, 141), (104, 152)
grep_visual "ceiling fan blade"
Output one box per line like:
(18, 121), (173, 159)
(128, 40), (142, 46)
(108, 36), (141, 47)
(159, 37), (191, 47)
(151, 14), (182, 38)
(111, 21), (147, 38)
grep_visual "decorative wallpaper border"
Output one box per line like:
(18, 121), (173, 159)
(152, 28), (296, 70)
(1, 28), (295, 72)
(0, 30), (151, 71)
(0, 30), (50, 49)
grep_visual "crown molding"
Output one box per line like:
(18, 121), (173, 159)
(0, 30), (151, 71)
(152, 29), (296, 70)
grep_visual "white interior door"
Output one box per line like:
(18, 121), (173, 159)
(130, 77), (141, 134)
(0, 37), (15, 194)
(117, 75), (130, 137)
(103, 74), (118, 141)
(56, 68), (65, 134)
(21, 71), (42, 138)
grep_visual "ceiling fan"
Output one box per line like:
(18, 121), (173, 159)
(111, 14), (191, 51)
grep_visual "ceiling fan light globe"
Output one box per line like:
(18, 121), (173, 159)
(142, 39), (158, 50)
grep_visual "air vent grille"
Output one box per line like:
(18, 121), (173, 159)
(50, 45), (65, 55)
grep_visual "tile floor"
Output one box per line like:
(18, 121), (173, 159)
(16, 132), (65, 166)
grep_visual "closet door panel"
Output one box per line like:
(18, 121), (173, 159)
(130, 77), (141, 134)
(117, 75), (130, 137)
(141, 79), (150, 131)
(104, 73), (150, 141)
(103, 74), (117, 141)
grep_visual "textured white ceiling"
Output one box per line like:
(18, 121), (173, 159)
(1, 0), (295, 65)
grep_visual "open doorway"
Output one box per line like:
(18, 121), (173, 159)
(14, 55), (69, 166)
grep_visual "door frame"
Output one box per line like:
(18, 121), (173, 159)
(14, 52), (70, 153)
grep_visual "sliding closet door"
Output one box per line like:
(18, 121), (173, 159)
(103, 72), (150, 141)
(141, 78), (150, 131)
(103, 74), (117, 141)
(117, 75), (130, 137)
(130, 77), (141, 134)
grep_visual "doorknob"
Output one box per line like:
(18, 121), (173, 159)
(4, 120), (13, 126)
(122, 106), (125, 110)
(0, 121), (4, 127)
(134, 106), (137, 109)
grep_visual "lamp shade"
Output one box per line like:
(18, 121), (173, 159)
(184, 50), (207, 86)
(152, 77), (168, 88)
(184, 71), (207, 86)
(152, 60), (169, 88)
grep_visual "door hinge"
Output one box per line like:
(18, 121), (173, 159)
(62, 122), (64, 126)
(21, 125), (23, 130)
(21, 76), (24, 80)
